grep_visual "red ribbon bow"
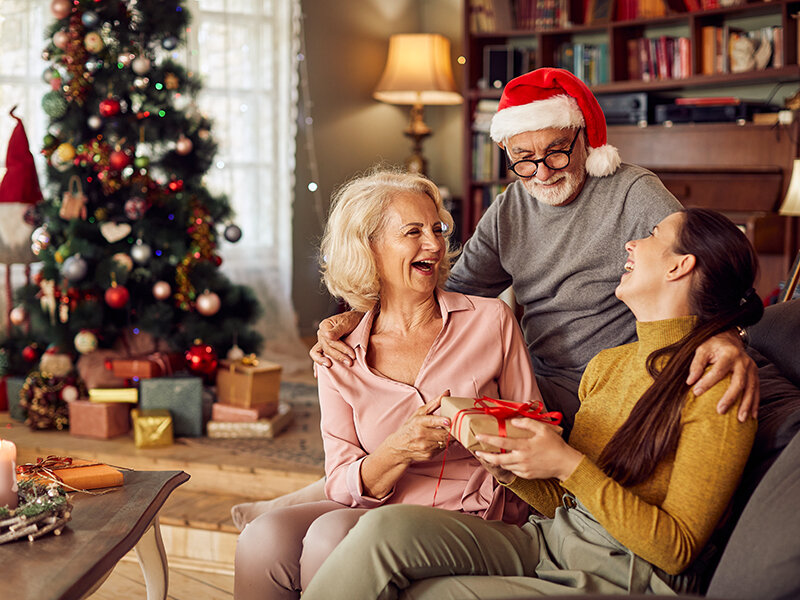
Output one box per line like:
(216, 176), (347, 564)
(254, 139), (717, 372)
(453, 396), (562, 449)
(16, 455), (73, 482)
(433, 397), (562, 508)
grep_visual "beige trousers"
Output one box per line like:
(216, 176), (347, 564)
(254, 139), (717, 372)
(301, 501), (684, 600)
(233, 500), (367, 600)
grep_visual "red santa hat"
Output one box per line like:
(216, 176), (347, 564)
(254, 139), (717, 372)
(0, 106), (43, 205)
(490, 68), (621, 178)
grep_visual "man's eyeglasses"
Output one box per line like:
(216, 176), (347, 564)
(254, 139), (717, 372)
(506, 128), (581, 179)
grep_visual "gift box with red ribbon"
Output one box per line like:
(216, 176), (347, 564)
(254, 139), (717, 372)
(16, 456), (124, 490)
(441, 396), (562, 454)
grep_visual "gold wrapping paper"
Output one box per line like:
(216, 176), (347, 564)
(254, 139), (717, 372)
(131, 409), (174, 448)
(88, 387), (138, 403)
(440, 396), (534, 453)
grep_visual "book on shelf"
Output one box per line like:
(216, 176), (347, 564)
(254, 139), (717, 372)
(628, 36), (690, 82)
(701, 25), (782, 75)
(555, 42), (609, 85)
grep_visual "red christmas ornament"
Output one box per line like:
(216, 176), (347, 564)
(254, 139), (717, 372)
(185, 342), (218, 376)
(104, 283), (130, 308)
(109, 149), (131, 171)
(22, 345), (38, 362)
(167, 179), (184, 192)
(99, 97), (121, 117)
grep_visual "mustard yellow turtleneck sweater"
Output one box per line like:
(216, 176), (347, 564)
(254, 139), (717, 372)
(508, 317), (756, 575)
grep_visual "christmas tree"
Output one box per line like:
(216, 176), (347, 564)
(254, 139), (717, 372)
(1, 0), (262, 377)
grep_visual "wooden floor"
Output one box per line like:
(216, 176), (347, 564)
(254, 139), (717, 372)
(5, 367), (322, 599)
(90, 555), (234, 599)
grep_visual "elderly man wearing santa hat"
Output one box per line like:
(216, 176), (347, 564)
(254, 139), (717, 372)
(313, 68), (755, 430)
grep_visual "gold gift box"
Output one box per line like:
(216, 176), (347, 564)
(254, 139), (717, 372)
(215, 357), (282, 408)
(131, 409), (174, 448)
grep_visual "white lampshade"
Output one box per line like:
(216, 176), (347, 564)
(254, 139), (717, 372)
(779, 159), (800, 216)
(374, 34), (462, 106)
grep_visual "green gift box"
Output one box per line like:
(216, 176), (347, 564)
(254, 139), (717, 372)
(7, 376), (27, 422)
(139, 376), (207, 437)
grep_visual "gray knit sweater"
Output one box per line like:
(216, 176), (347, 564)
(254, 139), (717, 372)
(446, 163), (681, 383)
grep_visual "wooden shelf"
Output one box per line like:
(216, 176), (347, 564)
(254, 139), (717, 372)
(461, 0), (800, 290)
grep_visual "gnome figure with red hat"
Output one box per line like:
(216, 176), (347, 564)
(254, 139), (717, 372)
(0, 107), (42, 265)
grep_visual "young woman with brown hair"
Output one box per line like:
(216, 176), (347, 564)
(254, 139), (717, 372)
(300, 207), (763, 599)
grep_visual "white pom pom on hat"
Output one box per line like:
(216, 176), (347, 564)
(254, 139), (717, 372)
(489, 68), (621, 178)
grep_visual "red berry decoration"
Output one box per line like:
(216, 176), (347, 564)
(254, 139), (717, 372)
(98, 97), (121, 117)
(22, 345), (38, 362)
(105, 282), (130, 308)
(167, 179), (184, 192)
(185, 341), (218, 376)
(109, 149), (131, 171)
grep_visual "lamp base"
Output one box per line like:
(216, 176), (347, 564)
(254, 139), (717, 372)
(404, 103), (431, 176)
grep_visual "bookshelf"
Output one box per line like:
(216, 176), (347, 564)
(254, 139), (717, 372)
(461, 0), (800, 293)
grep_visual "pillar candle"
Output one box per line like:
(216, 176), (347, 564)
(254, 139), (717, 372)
(0, 439), (19, 510)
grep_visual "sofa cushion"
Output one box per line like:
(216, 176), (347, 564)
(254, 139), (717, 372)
(707, 428), (800, 599)
(749, 298), (800, 388)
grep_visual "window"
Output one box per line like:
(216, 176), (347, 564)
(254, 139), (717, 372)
(0, 0), (304, 363)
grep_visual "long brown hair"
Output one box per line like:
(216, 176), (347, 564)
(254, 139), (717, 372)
(597, 208), (763, 487)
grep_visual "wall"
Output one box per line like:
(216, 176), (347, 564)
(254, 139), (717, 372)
(292, 0), (464, 336)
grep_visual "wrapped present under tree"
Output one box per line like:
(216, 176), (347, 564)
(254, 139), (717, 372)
(207, 403), (294, 438)
(139, 376), (207, 437)
(68, 400), (130, 439)
(216, 356), (281, 408)
(131, 409), (174, 448)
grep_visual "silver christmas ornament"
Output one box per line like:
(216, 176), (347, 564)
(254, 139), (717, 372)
(224, 224), (242, 243)
(81, 11), (100, 28)
(162, 36), (179, 50)
(62, 254), (88, 282)
(88, 114), (102, 129)
(131, 239), (152, 264)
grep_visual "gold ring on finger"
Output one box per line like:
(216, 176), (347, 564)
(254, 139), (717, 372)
(438, 440), (444, 449)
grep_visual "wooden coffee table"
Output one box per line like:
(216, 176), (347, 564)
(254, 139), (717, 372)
(0, 469), (190, 600)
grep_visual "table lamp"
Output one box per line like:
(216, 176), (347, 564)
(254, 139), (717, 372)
(374, 33), (462, 175)
(778, 158), (800, 302)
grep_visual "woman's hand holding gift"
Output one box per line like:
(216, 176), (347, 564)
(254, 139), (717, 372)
(361, 392), (451, 499)
(382, 392), (452, 464)
(475, 418), (584, 482)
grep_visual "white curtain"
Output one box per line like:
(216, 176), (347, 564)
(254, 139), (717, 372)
(0, 0), (308, 372)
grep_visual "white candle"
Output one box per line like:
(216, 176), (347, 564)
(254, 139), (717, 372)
(0, 439), (19, 510)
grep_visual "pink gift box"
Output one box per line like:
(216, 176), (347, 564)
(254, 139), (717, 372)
(68, 400), (131, 439)
(211, 401), (277, 422)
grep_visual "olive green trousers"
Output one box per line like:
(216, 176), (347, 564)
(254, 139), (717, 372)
(302, 497), (689, 600)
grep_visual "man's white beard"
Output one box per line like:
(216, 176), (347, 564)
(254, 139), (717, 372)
(522, 169), (582, 206)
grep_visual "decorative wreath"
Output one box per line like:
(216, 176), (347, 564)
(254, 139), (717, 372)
(0, 480), (72, 544)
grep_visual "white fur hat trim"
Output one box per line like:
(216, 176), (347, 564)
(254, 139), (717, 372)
(586, 144), (621, 178)
(489, 95), (584, 143)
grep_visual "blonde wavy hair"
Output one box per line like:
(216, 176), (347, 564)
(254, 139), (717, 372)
(320, 169), (459, 312)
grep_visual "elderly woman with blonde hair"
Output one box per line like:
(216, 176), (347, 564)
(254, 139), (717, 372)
(233, 169), (545, 599)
